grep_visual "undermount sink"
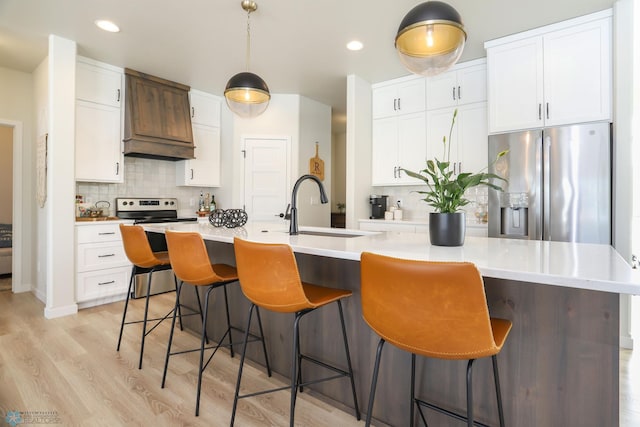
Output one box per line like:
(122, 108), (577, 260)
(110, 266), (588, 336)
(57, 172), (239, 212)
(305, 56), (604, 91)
(296, 230), (364, 238)
(282, 228), (376, 238)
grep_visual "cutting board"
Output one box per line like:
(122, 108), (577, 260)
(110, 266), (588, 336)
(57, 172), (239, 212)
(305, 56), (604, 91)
(309, 142), (325, 181)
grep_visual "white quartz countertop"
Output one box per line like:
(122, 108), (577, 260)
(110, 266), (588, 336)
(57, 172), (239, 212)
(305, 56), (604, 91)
(142, 221), (640, 295)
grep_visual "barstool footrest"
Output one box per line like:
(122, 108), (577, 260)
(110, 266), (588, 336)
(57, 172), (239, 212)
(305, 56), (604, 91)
(300, 353), (351, 378)
(415, 398), (491, 427)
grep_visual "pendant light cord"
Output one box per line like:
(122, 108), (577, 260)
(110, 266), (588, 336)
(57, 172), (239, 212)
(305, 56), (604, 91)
(245, 9), (251, 72)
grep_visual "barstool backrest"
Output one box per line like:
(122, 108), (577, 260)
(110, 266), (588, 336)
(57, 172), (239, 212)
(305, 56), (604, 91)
(119, 224), (161, 269)
(360, 252), (499, 360)
(165, 230), (221, 286)
(233, 238), (311, 313)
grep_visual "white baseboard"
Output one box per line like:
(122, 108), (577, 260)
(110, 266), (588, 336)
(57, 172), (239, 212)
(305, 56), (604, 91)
(33, 287), (46, 304)
(77, 293), (126, 309)
(620, 335), (634, 350)
(44, 303), (78, 319)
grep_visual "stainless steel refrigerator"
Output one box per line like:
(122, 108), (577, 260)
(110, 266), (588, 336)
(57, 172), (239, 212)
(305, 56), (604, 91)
(488, 122), (611, 244)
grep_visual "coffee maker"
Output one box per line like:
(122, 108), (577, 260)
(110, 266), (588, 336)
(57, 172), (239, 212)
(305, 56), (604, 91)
(369, 195), (388, 219)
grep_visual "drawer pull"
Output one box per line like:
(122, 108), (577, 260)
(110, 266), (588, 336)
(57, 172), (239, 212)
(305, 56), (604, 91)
(98, 232), (116, 235)
(98, 254), (116, 258)
(98, 280), (116, 286)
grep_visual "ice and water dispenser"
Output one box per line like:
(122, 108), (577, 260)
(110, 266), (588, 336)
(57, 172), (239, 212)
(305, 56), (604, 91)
(499, 192), (529, 237)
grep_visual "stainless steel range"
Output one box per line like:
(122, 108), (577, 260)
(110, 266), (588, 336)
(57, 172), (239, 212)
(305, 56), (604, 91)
(116, 197), (197, 298)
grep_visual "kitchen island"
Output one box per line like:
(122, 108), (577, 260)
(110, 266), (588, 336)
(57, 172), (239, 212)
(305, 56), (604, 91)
(144, 221), (640, 427)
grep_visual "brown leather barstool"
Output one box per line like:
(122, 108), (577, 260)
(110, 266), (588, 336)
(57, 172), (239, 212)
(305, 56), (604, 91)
(161, 230), (271, 416)
(360, 252), (512, 427)
(118, 224), (187, 370)
(231, 237), (360, 427)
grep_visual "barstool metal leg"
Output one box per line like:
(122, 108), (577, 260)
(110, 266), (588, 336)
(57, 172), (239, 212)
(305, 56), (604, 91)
(222, 285), (234, 357)
(492, 355), (505, 427)
(193, 285), (209, 344)
(254, 307), (271, 377)
(138, 269), (154, 369)
(174, 274), (183, 331)
(337, 300), (361, 420)
(117, 265), (136, 351)
(195, 285), (215, 416)
(231, 303), (256, 427)
(296, 317), (303, 393)
(365, 338), (386, 427)
(466, 359), (475, 427)
(289, 313), (303, 427)
(161, 280), (182, 388)
(411, 353), (416, 427)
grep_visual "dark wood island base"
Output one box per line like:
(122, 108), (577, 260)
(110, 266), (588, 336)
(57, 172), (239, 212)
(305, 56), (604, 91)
(176, 240), (619, 427)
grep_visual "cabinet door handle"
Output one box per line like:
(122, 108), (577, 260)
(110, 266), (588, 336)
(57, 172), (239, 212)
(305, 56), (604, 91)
(98, 280), (116, 286)
(458, 86), (461, 100)
(453, 162), (457, 174)
(98, 232), (115, 236)
(397, 98), (401, 111)
(393, 166), (397, 178)
(116, 89), (120, 103)
(98, 254), (116, 258)
(546, 102), (549, 119)
(452, 87), (456, 100)
(190, 168), (194, 180)
(116, 162), (120, 176)
(192, 107), (195, 118)
(458, 162), (462, 173)
(393, 98), (397, 111)
(538, 103), (542, 120)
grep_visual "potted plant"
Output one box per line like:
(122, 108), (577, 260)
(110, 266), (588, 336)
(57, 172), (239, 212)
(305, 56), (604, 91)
(401, 109), (507, 246)
(336, 203), (346, 214)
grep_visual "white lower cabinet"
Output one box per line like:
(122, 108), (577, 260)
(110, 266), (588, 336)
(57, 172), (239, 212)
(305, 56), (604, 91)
(76, 223), (131, 304)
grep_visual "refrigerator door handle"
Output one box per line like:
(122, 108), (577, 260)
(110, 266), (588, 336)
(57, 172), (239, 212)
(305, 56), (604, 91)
(542, 135), (551, 241)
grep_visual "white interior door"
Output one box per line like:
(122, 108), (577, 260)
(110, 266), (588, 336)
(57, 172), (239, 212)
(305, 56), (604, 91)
(242, 136), (291, 222)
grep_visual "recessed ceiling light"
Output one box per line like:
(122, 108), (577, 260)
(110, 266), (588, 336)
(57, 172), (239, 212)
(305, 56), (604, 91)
(95, 20), (120, 33)
(346, 40), (363, 51)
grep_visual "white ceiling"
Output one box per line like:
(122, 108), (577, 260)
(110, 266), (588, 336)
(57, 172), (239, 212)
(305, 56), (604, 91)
(0, 0), (614, 131)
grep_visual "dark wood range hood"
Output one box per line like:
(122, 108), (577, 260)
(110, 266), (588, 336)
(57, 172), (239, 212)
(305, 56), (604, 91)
(123, 68), (194, 161)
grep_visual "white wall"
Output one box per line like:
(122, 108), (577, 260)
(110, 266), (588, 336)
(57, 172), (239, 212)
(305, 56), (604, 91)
(228, 94), (332, 228)
(44, 35), (77, 319)
(345, 75), (373, 228)
(331, 131), (346, 211)
(298, 96), (331, 227)
(0, 126), (13, 223)
(0, 66), (35, 292)
(33, 57), (48, 302)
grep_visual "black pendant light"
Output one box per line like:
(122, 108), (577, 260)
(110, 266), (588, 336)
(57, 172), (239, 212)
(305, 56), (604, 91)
(395, 1), (467, 77)
(224, 0), (270, 118)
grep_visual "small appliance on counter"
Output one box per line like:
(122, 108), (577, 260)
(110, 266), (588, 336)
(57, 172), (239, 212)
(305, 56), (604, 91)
(369, 195), (388, 219)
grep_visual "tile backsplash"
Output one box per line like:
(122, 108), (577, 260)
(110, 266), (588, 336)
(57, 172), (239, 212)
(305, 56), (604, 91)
(76, 157), (217, 217)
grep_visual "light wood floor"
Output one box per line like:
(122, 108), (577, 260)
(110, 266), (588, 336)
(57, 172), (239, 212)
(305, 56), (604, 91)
(0, 289), (638, 426)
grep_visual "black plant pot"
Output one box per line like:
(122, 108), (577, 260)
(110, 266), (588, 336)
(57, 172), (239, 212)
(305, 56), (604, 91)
(429, 212), (466, 246)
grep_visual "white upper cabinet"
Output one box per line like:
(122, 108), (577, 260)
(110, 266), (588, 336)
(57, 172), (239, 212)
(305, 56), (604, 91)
(372, 77), (426, 119)
(485, 10), (612, 133)
(371, 112), (427, 186)
(189, 89), (221, 127)
(426, 59), (486, 110)
(427, 102), (488, 178)
(75, 57), (124, 183)
(176, 90), (222, 187)
(76, 59), (123, 107)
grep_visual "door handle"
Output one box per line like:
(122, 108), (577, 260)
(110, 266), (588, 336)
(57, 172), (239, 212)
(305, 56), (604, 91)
(538, 103), (542, 120)
(116, 89), (120, 103)
(546, 102), (549, 119)
(190, 168), (194, 180)
(116, 162), (120, 176)
(98, 280), (116, 286)
(397, 98), (401, 111)
(98, 232), (115, 235)
(98, 254), (116, 258)
(452, 87), (456, 100)
(393, 98), (397, 111)
(192, 107), (195, 118)
(457, 86), (461, 100)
